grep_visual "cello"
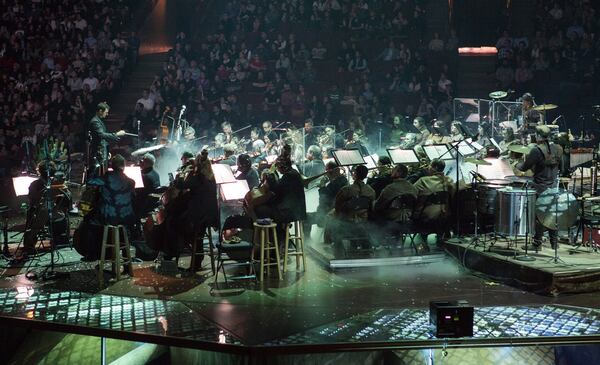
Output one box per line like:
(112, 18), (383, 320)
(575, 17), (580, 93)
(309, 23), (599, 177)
(158, 107), (170, 143)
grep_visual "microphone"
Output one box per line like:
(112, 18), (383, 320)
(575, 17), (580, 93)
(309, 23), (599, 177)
(469, 170), (486, 181)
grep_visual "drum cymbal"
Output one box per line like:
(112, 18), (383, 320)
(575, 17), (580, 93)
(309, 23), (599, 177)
(535, 188), (578, 230)
(489, 90), (508, 99)
(532, 104), (558, 111)
(464, 157), (492, 165)
(507, 144), (532, 154)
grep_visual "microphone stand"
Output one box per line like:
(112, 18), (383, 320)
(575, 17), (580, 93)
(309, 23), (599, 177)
(515, 180), (535, 261)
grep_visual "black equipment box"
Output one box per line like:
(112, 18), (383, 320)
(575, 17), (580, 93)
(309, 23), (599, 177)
(429, 300), (474, 338)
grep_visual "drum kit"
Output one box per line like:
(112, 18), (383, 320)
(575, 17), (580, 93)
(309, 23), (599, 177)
(467, 173), (579, 261)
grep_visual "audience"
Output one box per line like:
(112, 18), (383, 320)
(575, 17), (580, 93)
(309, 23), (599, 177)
(0, 0), (144, 177)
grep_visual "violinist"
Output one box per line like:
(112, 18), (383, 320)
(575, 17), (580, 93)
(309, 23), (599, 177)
(165, 150), (218, 264)
(236, 153), (260, 189)
(262, 120), (278, 142)
(246, 128), (263, 152)
(221, 121), (237, 144)
(219, 144), (237, 166)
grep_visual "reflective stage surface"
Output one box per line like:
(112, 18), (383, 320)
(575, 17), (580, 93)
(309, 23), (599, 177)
(2, 285), (600, 353)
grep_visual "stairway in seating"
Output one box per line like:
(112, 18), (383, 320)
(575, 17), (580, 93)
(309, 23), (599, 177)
(424, 0), (450, 40)
(455, 55), (498, 99)
(508, 0), (537, 37)
(104, 52), (167, 130)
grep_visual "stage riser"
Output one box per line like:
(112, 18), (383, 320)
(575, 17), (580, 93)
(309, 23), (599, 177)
(444, 240), (600, 295)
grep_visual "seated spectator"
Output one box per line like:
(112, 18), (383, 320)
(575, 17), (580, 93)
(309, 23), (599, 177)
(495, 60), (515, 89)
(311, 41), (327, 60)
(377, 41), (400, 61)
(428, 32), (444, 52)
(348, 50), (368, 72)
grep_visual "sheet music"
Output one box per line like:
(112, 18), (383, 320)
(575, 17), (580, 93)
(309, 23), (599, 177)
(220, 180), (249, 201)
(332, 149), (365, 166)
(388, 149), (420, 164)
(211, 164), (237, 184)
(423, 145), (453, 160)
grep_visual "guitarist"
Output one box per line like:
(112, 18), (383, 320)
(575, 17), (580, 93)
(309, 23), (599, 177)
(87, 102), (126, 179)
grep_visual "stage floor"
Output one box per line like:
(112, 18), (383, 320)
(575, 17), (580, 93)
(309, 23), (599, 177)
(2, 232), (600, 356)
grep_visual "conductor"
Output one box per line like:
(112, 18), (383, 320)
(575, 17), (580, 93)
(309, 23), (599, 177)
(87, 102), (126, 179)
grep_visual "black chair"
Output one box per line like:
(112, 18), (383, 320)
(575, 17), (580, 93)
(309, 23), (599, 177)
(388, 194), (420, 254)
(415, 191), (451, 245)
(214, 215), (257, 285)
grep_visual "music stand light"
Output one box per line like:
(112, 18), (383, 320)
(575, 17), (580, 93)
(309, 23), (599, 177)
(220, 180), (249, 201)
(124, 166), (145, 188)
(211, 164), (237, 185)
(331, 149), (365, 166)
(387, 149), (420, 164)
(12, 176), (37, 197)
(108, 166), (145, 188)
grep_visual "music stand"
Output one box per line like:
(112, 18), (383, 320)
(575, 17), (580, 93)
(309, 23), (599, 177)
(220, 180), (250, 201)
(364, 154), (379, 169)
(422, 144), (454, 161)
(107, 167), (145, 188)
(331, 149), (366, 166)
(211, 163), (239, 250)
(387, 148), (420, 165)
(12, 176), (38, 197)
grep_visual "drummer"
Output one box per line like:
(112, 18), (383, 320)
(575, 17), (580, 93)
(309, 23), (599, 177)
(515, 125), (563, 251)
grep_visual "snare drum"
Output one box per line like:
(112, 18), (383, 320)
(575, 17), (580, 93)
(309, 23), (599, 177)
(494, 188), (537, 236)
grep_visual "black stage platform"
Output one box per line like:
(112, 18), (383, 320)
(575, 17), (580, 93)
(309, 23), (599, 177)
(443, 236), (600, 296)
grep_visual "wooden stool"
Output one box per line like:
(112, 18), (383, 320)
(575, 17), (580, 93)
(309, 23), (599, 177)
(283, 221), (306, 273)
(99, 225), (133, 286)
(253, 222), (282, 282)
(191, 227), (216, 273)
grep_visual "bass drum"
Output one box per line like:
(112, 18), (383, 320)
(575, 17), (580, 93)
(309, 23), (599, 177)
(535, 188), (578, 230)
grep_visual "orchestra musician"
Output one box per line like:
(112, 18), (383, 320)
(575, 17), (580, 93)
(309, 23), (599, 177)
(308, 161), (349, 232)
(372, 164), (417, 222)
(413, 117), (430, 145)
(299, 145), (325, 178)
(219, 144), (237, 166)
(221, 121), (237, 144)
(398, 133), (419, 150)
(303, 119), (318, 147)
(236, 153), (260, 189)
(262, 120), (278, 142)
(515, 125), (563, 251)
(449, 121), (465, 142)
(87, 102), (126, 179)
(164, 150), (218, 264)
(344, 130), (369, 156)
(88, 154), (136, 228)
(413, 158), (455, 246)
(254, 154), (306, 225)
(334, 165), (376, 221)
(24, 161), (56, 254)
(519, 93), (541, 138)
(367, 156), (393, 198)
(135, 153), (161, 219)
